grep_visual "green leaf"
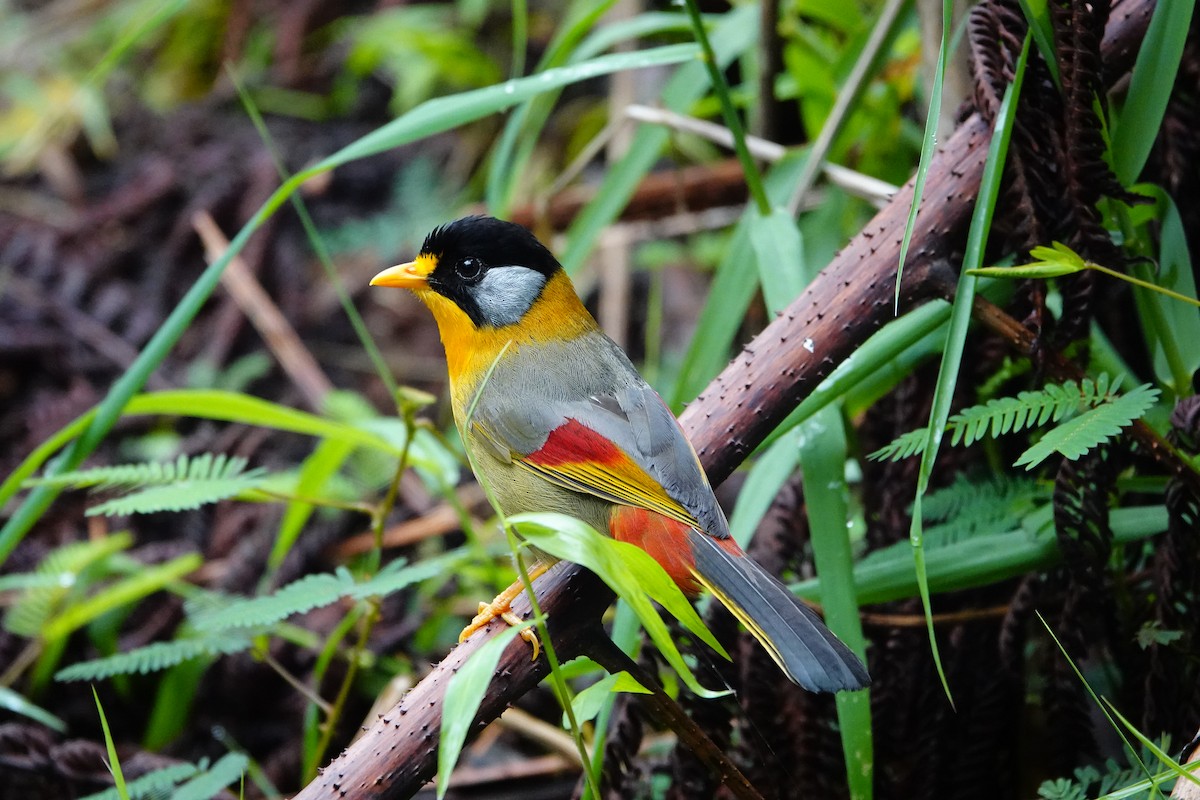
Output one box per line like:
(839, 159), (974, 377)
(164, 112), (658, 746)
(968, 263), (1086, 280)
(727, 436), (802, 546)
(670, 151), (810, 406)
(909, 31), (1034, 704)
(88, 473), (268, 517)
(319, 44), (698, 172)
(1016, 0), (1060, 87)
(169, 753), (248, 800)
(749, 205), (806, 314)
(438, 622), (531, 799)
(509, 512), (730, 698)
(1110, 0), (1196, 184)
(793, 505), (1167, 605)
(0, 685), (67, 732)
(41, 553), (202, 642)
(894, 0), (953, 304)
(1135, 621), (1183, 650)
(3, 532), (133, 637)
(1015, 383), (1160, 469)
(1104, 702), (1200, 789)
(79, 762), (199, 800)
(561, 5), (757, 275)
(870, 376), (1129, 462)
(194, 550), (465, 631)
(28, 453), (253, 491)
(569, 671), (650, 725)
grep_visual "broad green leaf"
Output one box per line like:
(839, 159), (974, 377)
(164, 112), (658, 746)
(570, 671), (650, 725)
(438, 622), (530, 799)
(510, 512), (729, 698)
(794, 505), (1166, 605)
(727, 436), (802, 546)
(750, 206), (806, 313)
(1111, 0), (1196, 184)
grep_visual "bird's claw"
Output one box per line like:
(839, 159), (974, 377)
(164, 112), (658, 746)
(458, 598), (541, 661)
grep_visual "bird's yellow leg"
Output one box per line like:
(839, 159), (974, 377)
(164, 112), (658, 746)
(459, 562), (551, 659)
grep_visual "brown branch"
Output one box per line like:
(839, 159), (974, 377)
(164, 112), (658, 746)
(292, 2), (1157, 796)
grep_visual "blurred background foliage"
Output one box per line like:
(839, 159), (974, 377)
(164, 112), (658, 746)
(0, 0), (1197, 799)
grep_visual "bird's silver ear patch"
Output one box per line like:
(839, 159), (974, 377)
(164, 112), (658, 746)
(469, 266), (548, 327)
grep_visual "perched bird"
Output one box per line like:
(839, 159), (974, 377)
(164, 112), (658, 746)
(371, 216), (868, 692)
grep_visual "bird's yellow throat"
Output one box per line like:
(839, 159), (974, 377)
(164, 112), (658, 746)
(414, 269), (598, 406)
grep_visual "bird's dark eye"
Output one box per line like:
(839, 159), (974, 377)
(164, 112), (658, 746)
(455, 257), (484, 281)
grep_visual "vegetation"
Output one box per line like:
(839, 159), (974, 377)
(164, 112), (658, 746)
(0, 0), (1197, 799)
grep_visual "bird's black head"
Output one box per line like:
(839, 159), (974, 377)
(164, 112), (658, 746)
(414, 216), (562, 328)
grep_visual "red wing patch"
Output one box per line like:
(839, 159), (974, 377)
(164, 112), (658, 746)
(525, 418), (624, 469)
(521, 418), (701, 530)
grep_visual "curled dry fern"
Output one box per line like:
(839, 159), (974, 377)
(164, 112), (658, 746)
(25, 453), (269, 516)
(870, 375), (1160, 469)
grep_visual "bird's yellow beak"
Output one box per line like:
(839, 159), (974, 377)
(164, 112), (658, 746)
(370, 255), (435, 289)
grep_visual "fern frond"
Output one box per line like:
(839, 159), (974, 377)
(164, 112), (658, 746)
(79, 761), (200, 800)
(30, 453), (250, 490)
(920, 475), (1049, 546)
(868, 428), (930, 462)
(24, 453), (269, 516)
(1016, 383), (1160, 469)
(869, 375), (1152, 463)
(922, 475), (1046, 523)
(87, 471), (267, 516)
(3, 533), (132, 637)
(55, 635), (253, 682)
(193, 570), (356, 632)
(193, 549), (469, 632)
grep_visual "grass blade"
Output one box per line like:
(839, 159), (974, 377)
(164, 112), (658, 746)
(93, 687), (130, 800)
(1110, 0), (1196, 184)
(894, 0), (953, 307)
(907, 33), (1032, 704)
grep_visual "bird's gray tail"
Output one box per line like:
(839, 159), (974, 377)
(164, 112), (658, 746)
(688, 529), (870, 693)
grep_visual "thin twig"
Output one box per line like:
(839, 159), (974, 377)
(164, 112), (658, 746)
(623, 105), (898, 206)
(193, 210), (333, 411)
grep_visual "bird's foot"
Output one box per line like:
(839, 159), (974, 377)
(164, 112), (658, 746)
(457, 564), (550, 660)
